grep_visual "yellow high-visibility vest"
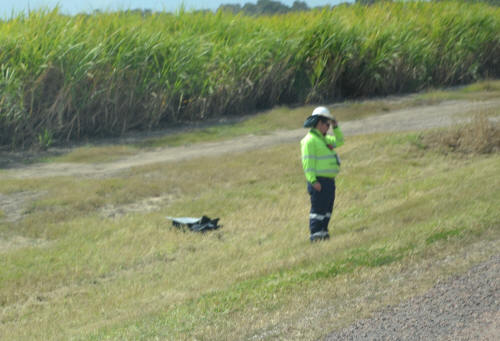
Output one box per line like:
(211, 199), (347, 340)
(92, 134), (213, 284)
(300, 127), (344, 184)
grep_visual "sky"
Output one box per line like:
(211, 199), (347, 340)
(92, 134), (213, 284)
(0, 0), (348, 18)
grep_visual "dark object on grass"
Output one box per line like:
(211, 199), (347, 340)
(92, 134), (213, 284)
(167, 216), (221, 232)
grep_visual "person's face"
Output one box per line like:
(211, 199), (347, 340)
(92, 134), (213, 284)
(317, 119), (330, 135)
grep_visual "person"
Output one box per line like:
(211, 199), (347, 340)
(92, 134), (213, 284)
(300, 106), (344, 242)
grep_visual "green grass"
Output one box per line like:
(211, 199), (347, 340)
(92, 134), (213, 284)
(425, 227), (464, 245)
(0, 120), (498, 339)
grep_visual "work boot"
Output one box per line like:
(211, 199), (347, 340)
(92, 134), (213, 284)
(310, 231), (330, 242)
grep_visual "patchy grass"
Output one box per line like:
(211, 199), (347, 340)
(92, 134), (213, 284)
(422, 112), (500, 154)
(0, 119), (498, 340)
(457, 79), (500, 95)
(426, 227), (464, 245)
(415, 79), (500, 103)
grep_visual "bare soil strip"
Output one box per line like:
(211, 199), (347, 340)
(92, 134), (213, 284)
(1, 98), (499, 179)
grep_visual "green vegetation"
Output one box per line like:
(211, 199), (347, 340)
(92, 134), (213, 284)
(1, 1), (499, 148)
(1, 106), (498, 339)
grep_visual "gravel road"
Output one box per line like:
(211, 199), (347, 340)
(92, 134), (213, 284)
(325, 255), (499, 341)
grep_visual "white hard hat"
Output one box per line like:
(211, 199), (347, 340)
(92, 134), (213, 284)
(311, 106), (334, 120)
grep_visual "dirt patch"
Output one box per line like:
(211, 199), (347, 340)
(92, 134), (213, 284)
(0, 191), (46, 223)
(100, 194), (176, 218)
(0, 191), (51, 253)
(0, 235), (50, 253)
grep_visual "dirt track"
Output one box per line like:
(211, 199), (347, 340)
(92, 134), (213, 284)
(1, 98), (500, 179)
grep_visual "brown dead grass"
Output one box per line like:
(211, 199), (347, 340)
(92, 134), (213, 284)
(423, 113), (500, 154)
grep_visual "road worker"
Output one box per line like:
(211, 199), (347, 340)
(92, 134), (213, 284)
(300, 106), (344, 242)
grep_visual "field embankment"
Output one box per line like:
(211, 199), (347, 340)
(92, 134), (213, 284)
(1, 1), (500, 147)
(0, 83), (499, 339)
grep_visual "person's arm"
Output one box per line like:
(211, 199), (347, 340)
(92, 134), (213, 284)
(333, 125), (344, 147)
(326, 121), (344, 148)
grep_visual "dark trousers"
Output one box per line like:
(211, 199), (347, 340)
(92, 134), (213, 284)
(307, 177), (336, 239)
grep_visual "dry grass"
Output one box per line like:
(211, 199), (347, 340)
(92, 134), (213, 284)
(0, 128), (499, 340)
(1, 86), (500, 339)
(44, 145), (138, 163)
(423, 113), (500, 154)
(414, 79), (500, 103)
